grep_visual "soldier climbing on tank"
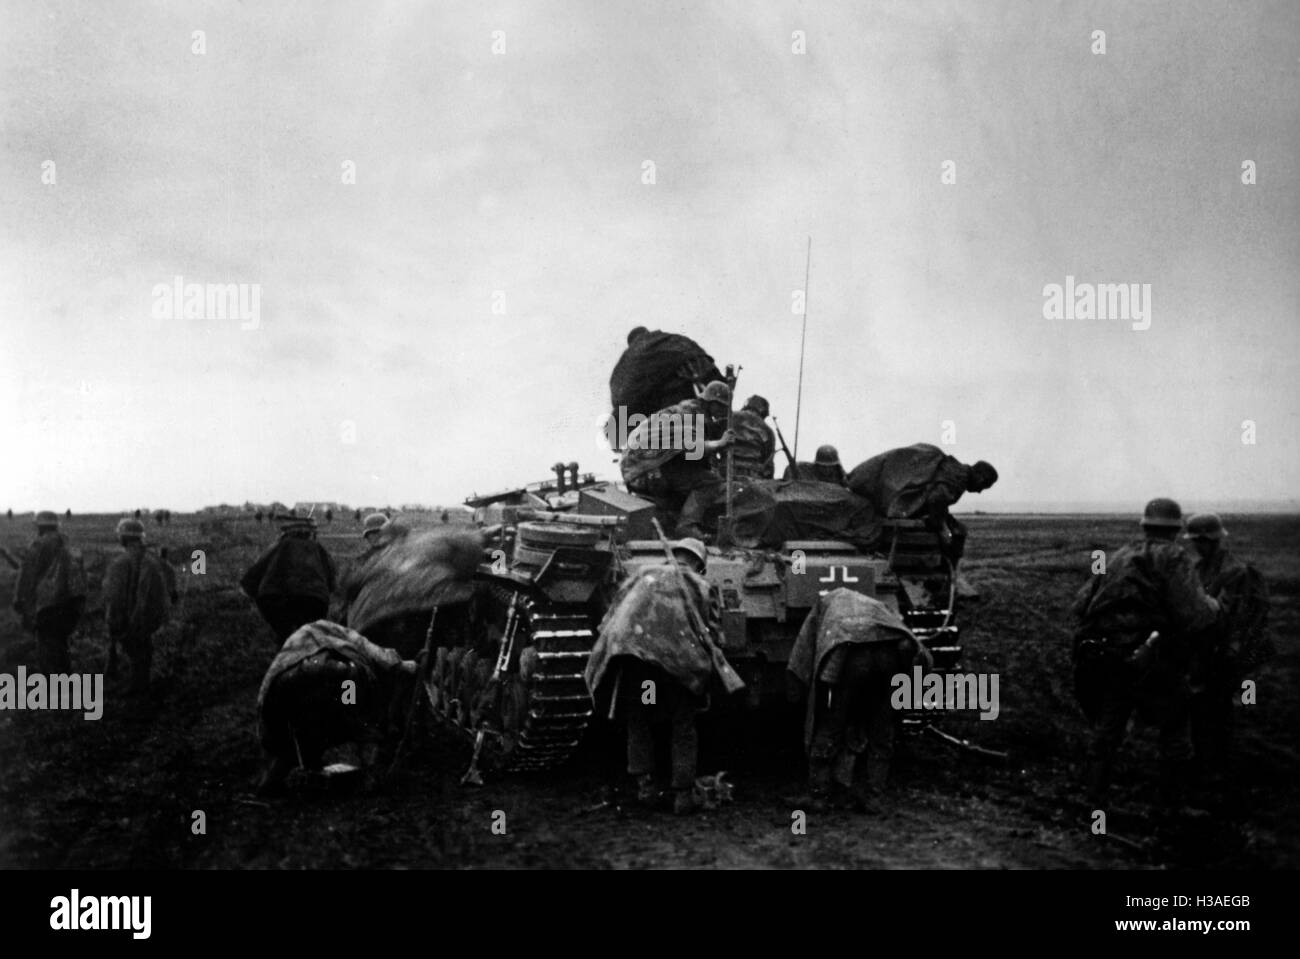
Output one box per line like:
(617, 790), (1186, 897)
(337, 513), (398, 624)
(103, 518), (172, 694)
(787, 588), (932, 811)
(11, 511), (86, 673)
(255, 619), (419, 796)
(241, 514), (337, 642)
(1070, 498), (1220, 810)
(731, 395), (776, 481)
(620, 381), (735, 540)
(784, 444), (848, 485)
(1183, 513), (1274, 794)
(847, 443), (997, 563)
(585, 538), (732, 814)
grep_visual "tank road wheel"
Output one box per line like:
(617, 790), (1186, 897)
(426, 583), (598, 774)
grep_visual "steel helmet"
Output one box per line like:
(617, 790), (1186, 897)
(671, 538), (708, 569)
(361, 512), (389, 538)
(814, 445), (841, 467)
(1140, 497), (1184, 528)
(34, 510), (59, 529)
(115, 518), (146, 540)
(1185, 513), (1228, 540)
(695, 381), (732, 406)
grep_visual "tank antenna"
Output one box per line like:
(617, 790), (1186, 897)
(792, 236), (812, 466)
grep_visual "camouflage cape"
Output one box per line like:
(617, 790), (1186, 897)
(102, 546), (171, 640)
(13, 531), (87, 621)
(619, 398), (715, 484)
(609, 329), (721, 420)
(1194, 547), (1274, 674)
(1071, 537), (1219, 646)
(584, 565), (722, 707)
(257, 619), (412, 742)
(846, 443), (971, 519)
(240, 535), (337, 603)
(346, 528), (481, 635)
(787, 588), (919, 748)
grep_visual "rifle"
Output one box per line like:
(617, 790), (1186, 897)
(771, 416), (798, 477)
(717, 364), (739, 547)
(649, 518), (746, 695)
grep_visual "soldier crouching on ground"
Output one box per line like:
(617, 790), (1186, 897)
(256, 619), (418, 796)
(585, 538), (738, 814)
(787, 588), (931, 811)
(12, 510), (87, 673)
(1070, 498), (1220, 811)
(1183, 513), (1274, 796)
(241, 514), (337, 642)
(102, 519), (172, 694)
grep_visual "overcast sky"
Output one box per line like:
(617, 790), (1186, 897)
(2, 0), (1297, 513)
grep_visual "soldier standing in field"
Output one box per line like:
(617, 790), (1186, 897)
(11, 511), (87, 673)
(241, 515), (337, 642)
(1183, 513), (1274, 789)
(730, 395), (777, 481)
(103, 519), (172, 694)
(1070, 498), (1221, 808)
(585, 538), (734, 814)
(787, 588), (932, 811)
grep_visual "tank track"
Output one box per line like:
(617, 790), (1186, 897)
(427, 580), (598, 773)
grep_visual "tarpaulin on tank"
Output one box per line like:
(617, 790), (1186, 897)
(609, 330), (722, 419)
(347, 529), (481, 635)
(728, 479), (883, 550)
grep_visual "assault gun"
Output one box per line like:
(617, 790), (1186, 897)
(650, 518), (746, 695)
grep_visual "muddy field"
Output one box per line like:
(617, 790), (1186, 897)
(1, 511), (1296, 870)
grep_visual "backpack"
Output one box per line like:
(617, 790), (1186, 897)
(34, 545), (87, 613)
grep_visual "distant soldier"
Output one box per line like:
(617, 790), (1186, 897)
(256, 620), (418, 796)
(337, 513), (396, 622)
(585, 538), (735, 814)
(1070, 498), (1220, 807)
(1184, 513), (1274, 784)
(155, 511), (164, 526)
(12, 511), (87, 673)
(241, 515), (337, 642)
(65, 509), (71, 520)
(6, 508), (12, 521)
(847, 444), (997, 561)
(731, 395), (776, 481)
(134, 508), (141, 520)
(621, 380), (736, 539)
(255, 509), (264, 524)
(354, 508), (362, 522)
(784, 444), (848, 485)
(324, 508), (333, 524)
(440, 510), (450, 524)
(788, 588), (932, 810)
(158, 547), (179, 603)
(103, 519), (172, 693)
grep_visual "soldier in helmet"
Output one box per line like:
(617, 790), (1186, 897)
(102, 518), (172, 693)
(337, 513), (399, 623)
(1183, 513), (1274, 788)
(847, 444), (997, 562)
(784, 444), (848, 485)
(788, 588), (933, 811)
(11, 511), (86, 673)
(730, 395), (777, 481)
(620, 380), (736, 539)
(241, 515), (337, 642)
(585, 538), (730, 814)
(1070, 498), (1221, 808)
